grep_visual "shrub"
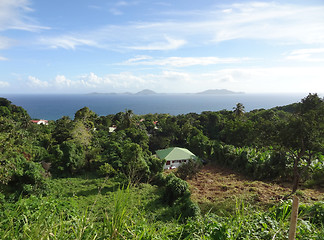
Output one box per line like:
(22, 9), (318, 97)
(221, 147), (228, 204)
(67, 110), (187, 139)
(9, 160), (48, 196)
(179, 197), (201, 219)
(176, 158), (202, 180)
(60, 141), (86, 174)
(164, 173), (190, 205)
(98, 163), (116, 177)
(304, 202), (324, 226)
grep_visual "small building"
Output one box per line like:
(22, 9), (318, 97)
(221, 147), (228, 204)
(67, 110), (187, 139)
(156, 147), (197, 170)
(109, 125), (117, 133)
(30, 119), (49, 125)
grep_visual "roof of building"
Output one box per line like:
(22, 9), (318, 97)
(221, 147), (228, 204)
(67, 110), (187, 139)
(156, 147), (197, 161)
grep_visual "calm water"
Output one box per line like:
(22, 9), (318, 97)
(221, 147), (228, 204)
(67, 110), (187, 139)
(1, 93), (311, 120)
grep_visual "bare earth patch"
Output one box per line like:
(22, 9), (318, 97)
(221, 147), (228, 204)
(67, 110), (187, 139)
(186, 164), (324, 214)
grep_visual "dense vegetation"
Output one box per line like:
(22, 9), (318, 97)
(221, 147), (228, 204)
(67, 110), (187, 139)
(0, 93), (323, 239)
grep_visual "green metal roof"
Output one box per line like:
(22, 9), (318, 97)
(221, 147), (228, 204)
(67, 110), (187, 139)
(156, 147), (197, 161)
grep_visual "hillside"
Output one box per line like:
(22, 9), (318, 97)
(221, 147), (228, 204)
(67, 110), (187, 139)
(187, 165), (324, 214)
(0, 93), (323, 239)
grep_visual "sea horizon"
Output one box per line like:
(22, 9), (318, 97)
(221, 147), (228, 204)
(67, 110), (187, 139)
(1, 92), (321, 120)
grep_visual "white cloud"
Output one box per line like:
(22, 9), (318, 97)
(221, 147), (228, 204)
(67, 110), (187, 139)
(0, 81), (9, 88)
(128, 36), (186, 50)
(38, 2), (324, 51)
(202, 67), (324, 93)
(40, 36), (98, 50)
(109, 8), (123, 16)
(104, 72), (146, 89)
(285, 48), (324, 62)
(122, 56), (249, 67)
(116, 1), (129, 7)
(54, 75), (73, 87)
(0, 0), (49, 32)
(79, 72), (108, 88)
(126, 55), (153, 63)
(20, 66), (324, 94)
(27, 76), (49, 88)
(0, 55), (8, 61)
(0, 36), (13, 49)
(109, 1), (139, 16)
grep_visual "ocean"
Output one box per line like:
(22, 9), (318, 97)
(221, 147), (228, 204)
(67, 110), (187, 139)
(1, 93), (312, 120)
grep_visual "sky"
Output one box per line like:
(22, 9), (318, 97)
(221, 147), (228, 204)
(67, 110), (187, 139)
(0, 0), (324, 94)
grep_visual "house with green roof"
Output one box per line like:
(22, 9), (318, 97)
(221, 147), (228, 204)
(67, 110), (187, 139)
(156, 147), (197, 170)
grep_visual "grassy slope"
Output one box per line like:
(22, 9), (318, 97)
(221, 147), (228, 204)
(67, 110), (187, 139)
(1, 168), (323, 239)
(187, 164), (324, 215)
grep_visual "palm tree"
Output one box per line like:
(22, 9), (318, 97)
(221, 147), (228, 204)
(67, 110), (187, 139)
(233, 103), (245, 117)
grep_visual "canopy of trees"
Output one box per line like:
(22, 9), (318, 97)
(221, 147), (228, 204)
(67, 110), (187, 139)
(0, 94), (323, 196)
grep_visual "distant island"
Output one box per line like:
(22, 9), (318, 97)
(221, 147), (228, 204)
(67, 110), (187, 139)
(135, 89), (157, 95)
(88, 89), (244, 95)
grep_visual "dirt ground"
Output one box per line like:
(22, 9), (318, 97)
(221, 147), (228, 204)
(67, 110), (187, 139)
(186, 164), (324, 213)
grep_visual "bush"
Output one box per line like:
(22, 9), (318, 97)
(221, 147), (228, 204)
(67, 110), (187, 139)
(9, 161), (48, 197)
(304, 202), (324, 226)
(164, 173), (190, 205)
(176, 158), (202, 180)
(179, 197), (201, 219)
(98, 163), (116, 177)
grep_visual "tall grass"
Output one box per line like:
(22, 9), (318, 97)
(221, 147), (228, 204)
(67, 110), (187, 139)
(1, 187), (324, 239)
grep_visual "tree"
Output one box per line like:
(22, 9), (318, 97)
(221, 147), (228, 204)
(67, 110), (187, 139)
(0, 98), (11, 107)
(119, 109), (134, 130)
(74, 107), (97, 129)
(233, 103), (245, 117)
(186, 127), (211, 158)
(60, 141), (86, 174)
(53, 116), (73, 144)
(121, 143), (149, 183)
(280, 94), (324, 193)
(71, 121), (92, 146)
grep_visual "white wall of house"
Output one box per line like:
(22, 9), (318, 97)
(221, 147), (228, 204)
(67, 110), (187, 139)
(163, 159), (188, 169)
(37, 120), (48, 125)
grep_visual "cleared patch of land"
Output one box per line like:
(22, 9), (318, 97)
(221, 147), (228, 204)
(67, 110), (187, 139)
(186, 164), (324, 215)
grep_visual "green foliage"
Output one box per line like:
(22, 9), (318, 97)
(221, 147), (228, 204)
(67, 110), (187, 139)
(53, 141), (86, 174)
(303, 201), (324, 226)
(308, 154), (324, 186)
(121, 142), (150, 183)
(176, 158), (203, 180)
(211, 143), (290, 180)
(103, 186), (133, 239)
(53, 116), (73, 144)
(233, 102), (245, 117)
(0, 98), (30, 122)
(0, 106), (10, 117)
(1, 175), (324, 239)
(1, 94), (324, 238)
(98, 162), (116, 177)
(71, 121), (92, 146)
(163, 173), (191, 205)
(4, 159), (48, 197)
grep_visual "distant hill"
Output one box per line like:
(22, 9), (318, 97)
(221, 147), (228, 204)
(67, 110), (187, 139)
(135, 89), (157, 95)
(88, 89), (243, 95)
(196, 89), (244, 95)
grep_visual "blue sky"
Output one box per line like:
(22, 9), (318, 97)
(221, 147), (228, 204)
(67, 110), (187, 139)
(0, 0), (324, 94)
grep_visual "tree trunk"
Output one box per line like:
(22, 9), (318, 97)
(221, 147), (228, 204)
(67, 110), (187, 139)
(288, 195), (299, 240)
(292, 157), (300, 193)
